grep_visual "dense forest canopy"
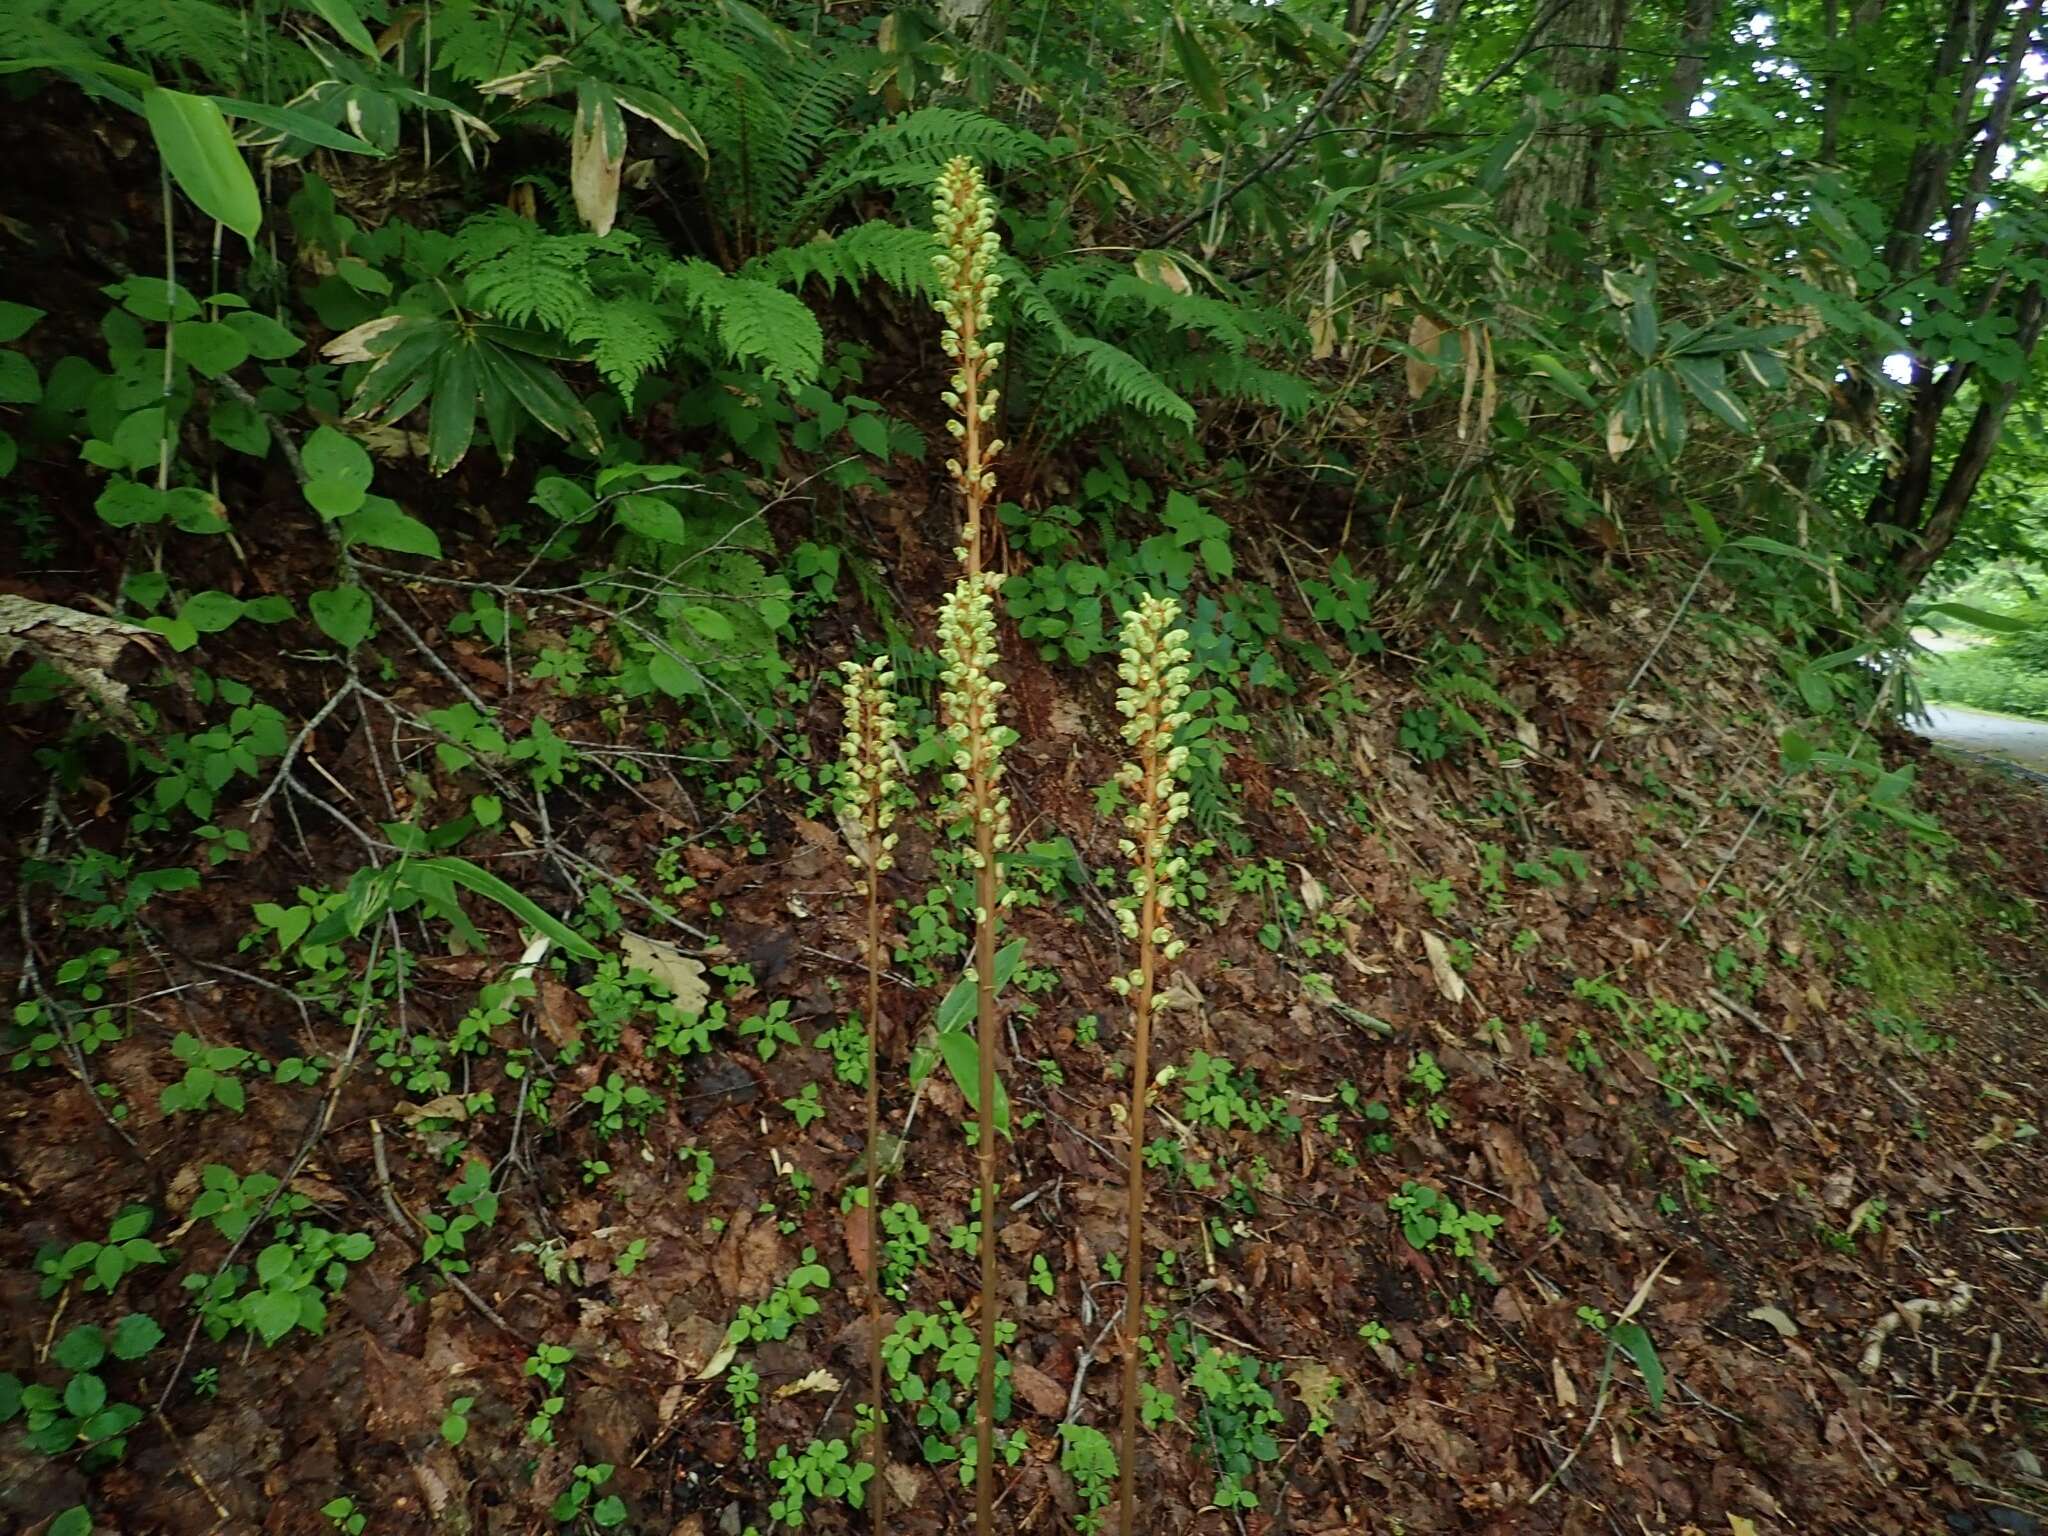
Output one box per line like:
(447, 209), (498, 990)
(3, 0), (2048, 1533)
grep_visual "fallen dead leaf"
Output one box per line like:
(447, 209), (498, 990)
(1552, 1357), (1579, 1408)
(1421, 930), (1467, 1005)
(775, 1367), (842, 1399)
(1011, 1359), (1066, 1418)
(621, 933), (710, 1012)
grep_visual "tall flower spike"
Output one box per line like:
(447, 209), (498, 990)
(838, 659), (903, 876)
(1109, 595), (1193, 1536)
(937, 573), (1016, 1536)
(838, 658), (902, 1536)
(931, 157), (1005, 573)
(935, 572), (1017, 874)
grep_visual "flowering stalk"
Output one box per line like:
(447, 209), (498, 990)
(839, 658), (902, 1536)
(932, 155), (1012, 1536)
(932, 155), (1005, 576)
(1108, 596), (1193, 1536)
(936, 570), (1014, 1535)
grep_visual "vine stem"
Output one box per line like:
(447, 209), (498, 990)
(1116, 741), (1162, 1536)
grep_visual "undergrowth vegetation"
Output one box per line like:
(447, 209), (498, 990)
(3, 0), (2048, 1531)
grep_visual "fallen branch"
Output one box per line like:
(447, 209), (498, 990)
(1859, 1278), (1973, 1378)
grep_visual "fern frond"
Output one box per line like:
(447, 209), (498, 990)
(799, 109), (1049, 216)
(453, 212), (606, 332)
(1171, 354), (1319, 419)
(664, 259), (823, 387)
(1001, 262), (1081, 350)
(571, 298), (677, 407)
(1069, 340), (1197, 428)
(745, 222), (940, 300)
(52, 0), (254, 84)
(682, 19), (862, 245)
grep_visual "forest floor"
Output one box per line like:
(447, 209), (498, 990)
(3, 529), (2047, 1536)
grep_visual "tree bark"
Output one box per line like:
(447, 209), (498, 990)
(1663, 0), (1720, 123)
(1396, 0), (1468, 126)
(1495, 0), (1630, 267)
(1817, 0), (1885, 164)
(1868, 278), (2048, 628)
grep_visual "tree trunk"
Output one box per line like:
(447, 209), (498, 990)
(1817, 0), (1884, 164)
(1663, 0), (1720, 123)
(1396, 0), (1468, 127)
(1867, 279), (2048, 628)
(1495, 0), (1630, 267)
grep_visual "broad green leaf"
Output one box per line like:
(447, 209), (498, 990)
(180, 591), (245, 633)
(310, 586), (374, 648)
(682, 604), (735, 641)
(50, 1506), (93, 1536)
(1727, 535), (1831, 570)
(936, 938), (1027, 1035)
(210, 396), (272, 455)
(1685, 499), (1725, 552)
(109, 1313), (164, 1360)
(1526, 352), (1599, 411)
(533, 477), (595, 523)
(222, 310), (304, 360)
(1673, 322), (1804, 355)
(0, 302), (45, 343)
(612, 84), (707, 159)
(1779, 729), (1814, 773)
(847, 412), (890, 459)
(172, 320), (251, 378)
(144, 88), (263, 239)
(215, 96), (385, 157)
(936, 1029), (1011, 1138)
(617, 493), (689, 544)
(63, 1372), (107, 1418)
(428, 344), (479, 474)
(1672, 354), (1752, 433)
(300, 0), (380, 58)
(1640, 367), (1687, 462)
(0, 351), (39, 405)
(342, 499), (441, 558)
(303, 425), (374, 517)
(1913, 600), (2029, 635)
(1608, 1321), (1665, 1410)
(1794, 665), (1834, 715)
(407, 857), (601, 961)
(53, 1327), (106, 1372)
(1623, 285), (1660, 361)
(1169, 13), (1227, 113)
(245, 1288), (301, 1344)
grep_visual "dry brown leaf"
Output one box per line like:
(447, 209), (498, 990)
(620, 933), (709, 1013)
(775, 1367), (842, 1399)
(1011, 1360), (1067, 1418)
(1421, 930), (1466, 1005)
(1746, 1305), (1798, 1338)
(571, 91), (624, 236)
(1551, 1357), (1579, 1409)
(1406, 313), (1444, 399)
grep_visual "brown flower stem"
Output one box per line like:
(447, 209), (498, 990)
(973, 813), (1000, 1536)
(864, 840), (886, 1536)
(1116, 749), (1162, 1536)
